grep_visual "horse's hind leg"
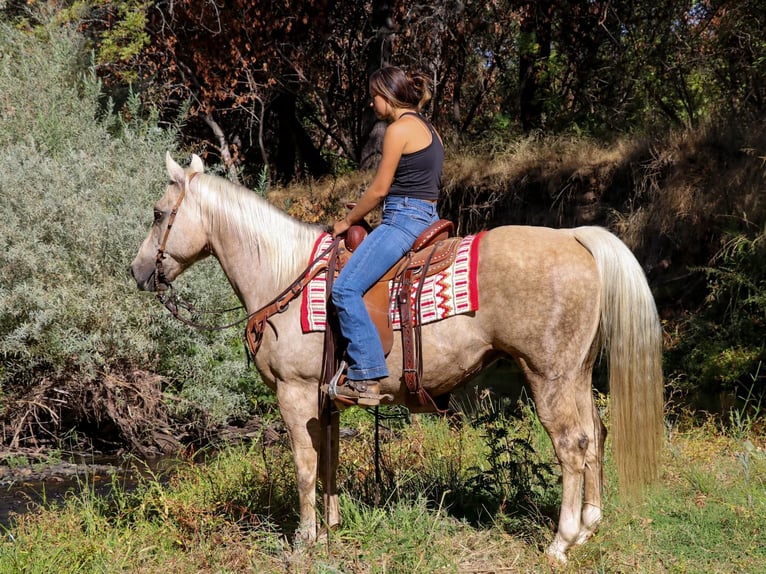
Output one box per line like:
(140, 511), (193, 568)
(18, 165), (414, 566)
(276, 381), (321, 543)
(523, 367), (601, 562)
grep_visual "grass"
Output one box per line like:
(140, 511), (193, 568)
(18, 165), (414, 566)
(1, 404), (764, 573)
(569, 418), (766, 573)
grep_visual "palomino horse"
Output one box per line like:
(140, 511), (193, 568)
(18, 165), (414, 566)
(130, 153), (663, 562)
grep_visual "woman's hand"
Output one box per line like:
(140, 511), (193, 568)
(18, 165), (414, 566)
(332, 217), (351, 238)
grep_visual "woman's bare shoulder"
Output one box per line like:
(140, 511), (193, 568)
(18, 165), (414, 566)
(390, 113), (432, 151)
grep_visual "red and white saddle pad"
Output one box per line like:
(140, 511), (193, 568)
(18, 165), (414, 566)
(300, 231), (485, 333)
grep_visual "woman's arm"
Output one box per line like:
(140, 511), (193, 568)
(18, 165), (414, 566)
(333, 121), (408, 236)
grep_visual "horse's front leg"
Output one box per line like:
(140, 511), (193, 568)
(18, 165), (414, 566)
(276, 380), (321, 542)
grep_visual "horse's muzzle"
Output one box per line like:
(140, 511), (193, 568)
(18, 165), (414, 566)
(129, 265), (163, 292)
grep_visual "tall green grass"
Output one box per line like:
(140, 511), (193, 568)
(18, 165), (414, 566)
(1, 402), (764, 572)
(0, 14), (264, 426)
(334, 394), (560, 546)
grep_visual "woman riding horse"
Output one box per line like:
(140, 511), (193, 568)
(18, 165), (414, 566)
(330, 66), (444, 406)
(130, 150), (663, 564)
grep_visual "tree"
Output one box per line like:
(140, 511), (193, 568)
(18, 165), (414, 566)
(52, 0), (766, 181)
(517, 1), (551, 131)
(85, 0), (380, 183)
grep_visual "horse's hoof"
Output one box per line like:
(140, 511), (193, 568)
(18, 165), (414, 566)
(292, 526), (318, 548)
(575, 527), (597, 546)
(546, 539), (569, 565)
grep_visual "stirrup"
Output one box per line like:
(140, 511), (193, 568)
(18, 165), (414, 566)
(321, 361), (392, 406)
(324, 360), (347, 400)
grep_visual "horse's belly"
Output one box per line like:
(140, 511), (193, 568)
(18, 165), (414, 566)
(382, 313), (496, 398)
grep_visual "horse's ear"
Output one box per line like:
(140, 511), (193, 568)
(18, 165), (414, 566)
(166, 151), (185, 185)
(190, 154), (205, 174)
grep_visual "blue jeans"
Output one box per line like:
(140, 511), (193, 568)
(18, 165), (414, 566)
(331, 196), (439, 381)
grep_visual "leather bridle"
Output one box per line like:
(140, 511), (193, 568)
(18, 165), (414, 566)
(151, 170), (339, 347)
(152, 171), (246, 331)
(154, 172), (197, 294)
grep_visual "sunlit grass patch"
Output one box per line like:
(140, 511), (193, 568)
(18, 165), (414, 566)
(572, 422), (766, 574)
(2, 401), (765, 572)
(289, 495), (538, 574)
(2, 495), (175, 573)
(0, 445), (295, 574)
(123, 443), (298, 537)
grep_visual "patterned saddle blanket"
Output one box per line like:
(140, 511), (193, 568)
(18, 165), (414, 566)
(300, 231), (484, 337)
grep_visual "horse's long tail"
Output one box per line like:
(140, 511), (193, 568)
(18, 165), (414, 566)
(574, 226), (664, 498)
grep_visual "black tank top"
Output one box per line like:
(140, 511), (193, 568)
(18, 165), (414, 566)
(387, 112), (444, 201)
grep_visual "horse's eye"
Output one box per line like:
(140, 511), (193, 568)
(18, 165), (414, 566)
(153, 209), (163, 223)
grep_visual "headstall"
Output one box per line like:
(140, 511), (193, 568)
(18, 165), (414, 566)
(152, 170), (338, 346)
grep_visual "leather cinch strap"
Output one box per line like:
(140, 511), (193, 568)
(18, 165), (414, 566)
(397, 244), (444, 411)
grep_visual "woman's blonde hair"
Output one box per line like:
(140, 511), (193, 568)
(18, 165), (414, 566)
(369, 66), (432, 112)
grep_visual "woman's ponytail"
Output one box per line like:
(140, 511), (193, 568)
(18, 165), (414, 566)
(370, 66), (433, 112)
(409, 71), (433, 111)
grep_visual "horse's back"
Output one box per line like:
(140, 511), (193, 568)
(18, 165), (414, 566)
(476, 225), (601, 302)
(479, 224), (593, 263)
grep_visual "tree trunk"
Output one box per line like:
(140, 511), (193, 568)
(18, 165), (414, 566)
(519, 1), (552, 132)
(203, 113), (240, 184)
(272, 91), (329, 183)
(360, 0), (394, 170)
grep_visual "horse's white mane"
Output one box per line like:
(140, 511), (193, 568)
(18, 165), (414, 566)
(191, 171), (321, 287)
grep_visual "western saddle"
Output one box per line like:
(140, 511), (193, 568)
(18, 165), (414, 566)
(244, 218), (461, 410)
(329, 218), (459, 409)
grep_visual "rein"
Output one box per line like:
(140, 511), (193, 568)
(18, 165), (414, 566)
(244, 237), (339, 358)
(153, 171), (246, 331)
(158, 292), (248, 331)
(152, 174), (339, 344)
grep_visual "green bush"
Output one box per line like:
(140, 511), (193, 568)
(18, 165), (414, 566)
(0, 15), (265, 428)
(666, 229), (766, 396)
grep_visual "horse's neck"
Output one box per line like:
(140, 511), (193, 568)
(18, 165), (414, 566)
(207, 206), (322, 312)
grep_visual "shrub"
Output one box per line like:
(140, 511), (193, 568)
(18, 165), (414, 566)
(665, 229), (766, 396)
(0, 14), (267, 445)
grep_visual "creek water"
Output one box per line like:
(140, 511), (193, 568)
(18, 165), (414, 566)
(0, 454), (179, 530)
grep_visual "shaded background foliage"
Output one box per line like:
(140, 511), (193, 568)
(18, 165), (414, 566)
(19, 0), (762, 185)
